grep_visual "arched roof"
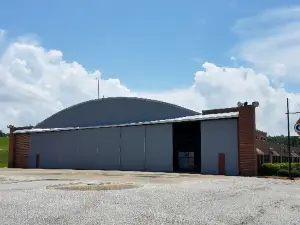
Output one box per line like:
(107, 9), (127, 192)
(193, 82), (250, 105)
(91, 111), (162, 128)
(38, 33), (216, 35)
(36, 97), (200, 129)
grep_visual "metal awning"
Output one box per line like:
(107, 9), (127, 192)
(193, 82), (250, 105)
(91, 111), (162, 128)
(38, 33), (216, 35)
(256, 148), (264, 155)
(271, 150), (280, 156)
(291, 152), (300, 157)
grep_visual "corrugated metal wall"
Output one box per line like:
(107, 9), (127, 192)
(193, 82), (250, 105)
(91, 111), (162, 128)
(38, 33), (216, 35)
(120, 126), (146, 171)
(201, 119), (239, 175)
(94, 127), (121, 170)
(14, 119), (240, 175)
(145, 124), (173, 172)
(28, 124), (174, 172)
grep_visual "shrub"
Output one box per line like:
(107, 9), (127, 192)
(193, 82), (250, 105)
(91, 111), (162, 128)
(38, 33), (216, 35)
(292, 170), (300, 177)
(277, 169), (300, 178)
(260, 163), (300, 176)
(277, 169), (290, 177)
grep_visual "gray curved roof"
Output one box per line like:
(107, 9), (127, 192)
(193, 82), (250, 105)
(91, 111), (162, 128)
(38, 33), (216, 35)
(36, 97), (200, 129)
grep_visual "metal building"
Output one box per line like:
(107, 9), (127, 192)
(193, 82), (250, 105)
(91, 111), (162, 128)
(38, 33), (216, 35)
(9, 97), (259, 176)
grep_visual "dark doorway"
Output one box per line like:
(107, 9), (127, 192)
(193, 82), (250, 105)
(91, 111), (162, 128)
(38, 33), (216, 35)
(173, 121), (201, 173)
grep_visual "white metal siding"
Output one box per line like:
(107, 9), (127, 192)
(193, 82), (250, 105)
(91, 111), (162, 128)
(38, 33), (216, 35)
(145, 124), (173, 172)
(120, 126), (146, 171)
(201, 119), (239, 176)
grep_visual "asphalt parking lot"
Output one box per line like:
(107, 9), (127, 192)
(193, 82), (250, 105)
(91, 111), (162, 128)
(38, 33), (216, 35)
(0, 169), (300, 225)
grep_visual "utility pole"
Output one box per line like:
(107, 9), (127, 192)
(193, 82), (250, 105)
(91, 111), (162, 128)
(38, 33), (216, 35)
(286, 98), (292, 180)
(286, 97), (300, 180)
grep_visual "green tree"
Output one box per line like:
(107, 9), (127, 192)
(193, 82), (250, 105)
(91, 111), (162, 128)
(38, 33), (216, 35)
(0, 130), (7, 137)
(267, 135), (300, 147)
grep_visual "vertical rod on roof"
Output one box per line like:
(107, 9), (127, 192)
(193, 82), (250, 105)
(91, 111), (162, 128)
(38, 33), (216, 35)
(287, 98), (293, 180)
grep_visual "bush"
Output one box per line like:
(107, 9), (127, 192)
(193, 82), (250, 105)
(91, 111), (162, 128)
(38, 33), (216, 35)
(260, 163), (300, 176)
(277, 169), (290, 177)
(277, 169), (300, 178)
(292, 170), (300, 177)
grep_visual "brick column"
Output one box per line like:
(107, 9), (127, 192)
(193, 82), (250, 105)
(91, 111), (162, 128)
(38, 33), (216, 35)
(238, 106), (257, 176)
(8, 125), (15, 168)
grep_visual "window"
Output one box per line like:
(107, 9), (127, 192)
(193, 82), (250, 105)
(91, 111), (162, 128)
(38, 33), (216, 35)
(272, 156), (280, 163)
(264, 155), (270, 163)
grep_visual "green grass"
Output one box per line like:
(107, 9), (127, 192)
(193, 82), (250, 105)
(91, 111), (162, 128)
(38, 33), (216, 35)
(0, 137), (9, 167)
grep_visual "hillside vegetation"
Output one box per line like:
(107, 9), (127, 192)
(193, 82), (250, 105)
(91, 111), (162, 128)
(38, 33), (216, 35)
(0, 137), (9, 167)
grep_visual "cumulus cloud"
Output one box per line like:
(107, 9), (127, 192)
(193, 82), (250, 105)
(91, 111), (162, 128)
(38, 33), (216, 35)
(232, 6), (300, 81)
(1, 5), (300, 136)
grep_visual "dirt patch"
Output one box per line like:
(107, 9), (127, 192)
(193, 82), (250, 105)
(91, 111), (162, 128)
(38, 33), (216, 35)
(47, 181), (142, 191)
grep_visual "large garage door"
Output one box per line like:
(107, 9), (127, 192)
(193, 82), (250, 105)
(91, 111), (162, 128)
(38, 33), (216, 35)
(145, 124), (173, 172)
(75, 128), (121, 170)
(56, 130), (79, 169)
(95, 127), (121, 170)
(76, 129), (98, 170)
(120, 126), (145, 171)
(28, 133), (53, 169)
(29, 131), (78, 169)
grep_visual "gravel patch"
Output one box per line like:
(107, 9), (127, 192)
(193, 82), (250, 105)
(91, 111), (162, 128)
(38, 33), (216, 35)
(0, 177), (300, 225)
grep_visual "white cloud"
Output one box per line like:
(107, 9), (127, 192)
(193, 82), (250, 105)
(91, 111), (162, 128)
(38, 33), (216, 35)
(0, 29), (6, 41)
(1, 12), (300, 136)
(232, 6), (300, 81)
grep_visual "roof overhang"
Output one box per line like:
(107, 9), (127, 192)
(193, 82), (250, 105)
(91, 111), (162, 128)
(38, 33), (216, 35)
(271, 150), (280, 156)
(14, 112), (239, 134)
(256, 148), (264, 155)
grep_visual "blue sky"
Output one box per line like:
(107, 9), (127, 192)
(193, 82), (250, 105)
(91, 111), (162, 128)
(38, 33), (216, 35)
(1, 1), (300, 133)
(1, 0), (298, 91)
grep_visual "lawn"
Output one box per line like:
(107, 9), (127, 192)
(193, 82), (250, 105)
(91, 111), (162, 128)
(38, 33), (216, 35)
(0, 137), (9, 167)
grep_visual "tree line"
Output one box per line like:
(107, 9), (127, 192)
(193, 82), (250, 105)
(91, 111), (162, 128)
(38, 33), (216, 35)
(267, 136), (300, 147)
(0, 130), (9, 137)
